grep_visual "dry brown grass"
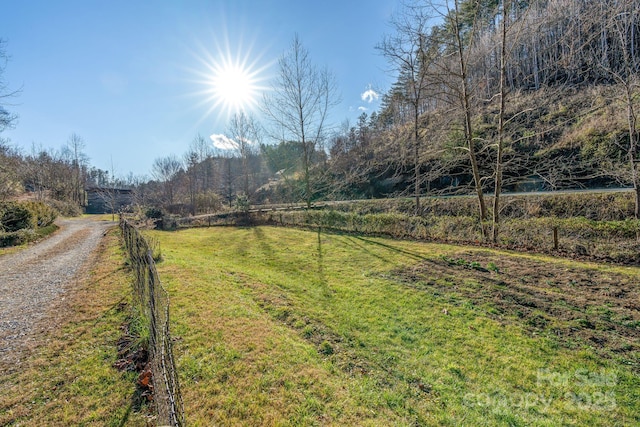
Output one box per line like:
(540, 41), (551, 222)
(0, 229), (148, 426)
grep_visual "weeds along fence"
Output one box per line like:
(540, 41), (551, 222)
(168, 191), (640, 263)
(255, 209), (640, 264)
(169, 208), (640, 263)
(120, 217), (185, 427)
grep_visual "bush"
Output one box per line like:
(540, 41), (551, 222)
(0, 229), (37, 247)
(430, 215), (481, 241)
(235, 194), (250, 213)
(328, 192), (636, 221)
(0, 201), (58, 232)
(145, 207), (164, 219)
(46, 198), (82, 217)
(23, 201), (58, 227)
(0, 203), (33, 232)
(195, 191), (223, 214)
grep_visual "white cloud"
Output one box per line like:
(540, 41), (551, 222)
(238, 137), (257, 146)
(358, 106), (368, 111)
(210, 134), (238, 150)
(361, 85), (379, 103)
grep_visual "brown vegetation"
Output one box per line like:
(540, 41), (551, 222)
(394, 250), (640, 370)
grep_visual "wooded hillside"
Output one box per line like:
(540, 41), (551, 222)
(1, 0), (638, 230)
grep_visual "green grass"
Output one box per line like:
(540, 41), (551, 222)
(0, 229), (148, 426)
(82, 213), (120, 222)
(0, 223), (60, 250)
(150, 226), (640, 426)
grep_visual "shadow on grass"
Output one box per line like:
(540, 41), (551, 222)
(352, 236), (428, 262)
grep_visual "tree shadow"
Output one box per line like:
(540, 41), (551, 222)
(336, 235), (393, 264)
(353, 236), (428, 261)
(317, 227), (325, 283)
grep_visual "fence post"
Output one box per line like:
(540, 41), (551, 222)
(553, 226), (558, 251)
(147, 251), (158, 350)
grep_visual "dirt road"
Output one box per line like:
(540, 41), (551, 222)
(0, 218), (115, 369)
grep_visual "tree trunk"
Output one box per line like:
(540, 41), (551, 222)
(493, 1), (509, 244)
(303, 140), (312, 209)
(453, 0), (488, 238)
(625, 83), (640, 218)
(242, 150), (249, 198)
(414, 105), (421, 215)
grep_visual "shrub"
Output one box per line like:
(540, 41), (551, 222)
(23, 201), (58, 227)
(0, 203), (33, 232)
(0, 229), (37, 247)
(0, 201), (58, 232)
(256, 206), (640, 262)
(46, 198), (81, 217)
(327, 192), (636, 221)
(235, 194), (250, 213)
(145, 207), (164, 219)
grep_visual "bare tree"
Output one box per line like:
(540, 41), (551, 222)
(64, 133), (89, 206)
(227, 110), (261, 200)
(378, 3), (438, 213)
(124, 172), (148, 208)
(184, 148), (199, 214)
(183, 134), (217, 214)
(450, 0), (489, 236)
(184, 135), (205, 214)
(262, 34), (340, 208)
(418, 0), (490, 236)
(194, 134), (214, 193)
(151, 155), (183, 206)
(0, 40), (20, 201)
(602, 0), (640, 217)
(0, 39), (19, 135)
(220, 154), (236, 207)
(0, 141), (22, 201)
(492, 0), (513, 242)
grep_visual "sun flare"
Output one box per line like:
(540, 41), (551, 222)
(211, 61), (258, 113)
(189, 33), (271, 125)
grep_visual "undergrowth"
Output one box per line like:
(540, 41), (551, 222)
(258, 209), (640, 263)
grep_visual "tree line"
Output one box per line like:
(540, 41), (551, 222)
(0, 134), (130, 214)
(148, 0), (639, 220)
(365, 0), (639, 240)
(1, 0), (639, 243)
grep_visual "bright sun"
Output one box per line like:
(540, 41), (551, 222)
(189, 33), (271, 124)
(211, 61), (258, 113)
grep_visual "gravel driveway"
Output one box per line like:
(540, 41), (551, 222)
(0, 217), (115, 370)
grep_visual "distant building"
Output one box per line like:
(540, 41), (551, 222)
(85, 187), (133, 214)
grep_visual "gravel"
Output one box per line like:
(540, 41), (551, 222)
(0, 218), (114, 370)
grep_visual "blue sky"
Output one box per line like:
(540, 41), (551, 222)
(1, 0), (396, 177)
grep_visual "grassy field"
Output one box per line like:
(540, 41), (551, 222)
(0, 229), (148, 426)
(150, 225), (640, 426)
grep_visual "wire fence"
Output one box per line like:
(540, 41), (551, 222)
(120, 216), (185, 427)
(168, 207), (640, 263)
